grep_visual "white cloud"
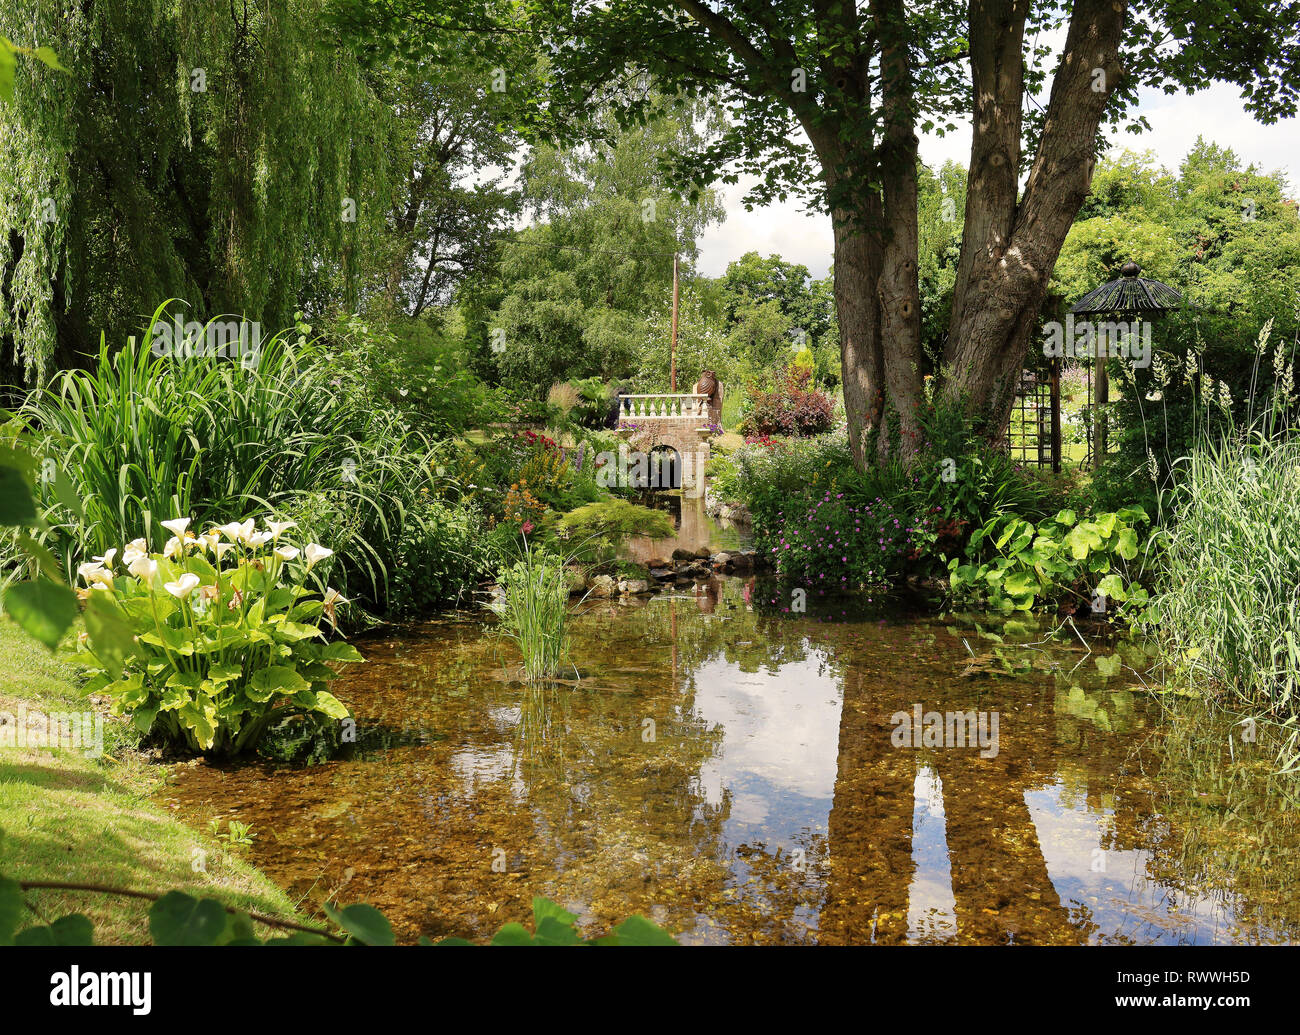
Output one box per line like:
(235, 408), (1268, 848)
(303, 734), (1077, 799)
(698, 85), (1300, 280)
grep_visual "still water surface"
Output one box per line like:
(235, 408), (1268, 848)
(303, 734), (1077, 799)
(164, 578), (1300, 944)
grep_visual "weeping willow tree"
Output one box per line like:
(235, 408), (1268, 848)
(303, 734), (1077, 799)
(0, 0), (394, 383)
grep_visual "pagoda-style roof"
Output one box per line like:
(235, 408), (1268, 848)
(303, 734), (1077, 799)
(1068, 261), (1183, 316)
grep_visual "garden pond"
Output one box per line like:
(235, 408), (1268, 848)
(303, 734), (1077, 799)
(162, 577), (1300, 945)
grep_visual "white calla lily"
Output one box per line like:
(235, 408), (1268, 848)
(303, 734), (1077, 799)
(247, 530), (275, 548)
(161, 517), (191, 537)
(163, 536), (183, 559)
(164, 573), (200, 598)
(77, 562), (113, 587)
(274, 545), (300, 561)
(91, 548), (117, 569)
(122, 538), (148, 564)
(128, 557), (159, 582)
(266, 520), (297, 539)
(303, 544), (333, 569)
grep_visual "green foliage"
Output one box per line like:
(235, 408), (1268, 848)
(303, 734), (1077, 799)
(0, 865), (675, 946)
(1149, 433), (1300, 766)
(767, 488), (935, 589)
(493, 543), (574, 681)
(487, 93), (724, 392)
(324, 313), (491, 439)
(8, 310), (462, 618)
(738, 364), (835, 438)
(911, 400), (1058, 544)
(75, 517), (361, 756)
(0, 1), (395, 380)
(551, 498), (675, 562)
(386, 494), (494, 616)
(948, 507), (1151, 614)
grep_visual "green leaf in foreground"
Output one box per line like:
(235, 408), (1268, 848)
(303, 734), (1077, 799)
(149, 891), (230, 946)
(0, 877), (23, 946)
(3, 577), (78, 649)
(322, 902), (394, 945)
(0, 464), (37, 524)
(604, 914), (678, 946)
(15, 913), (94, 946)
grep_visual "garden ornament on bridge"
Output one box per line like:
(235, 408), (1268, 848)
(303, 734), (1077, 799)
(1067, 261), (1183, 469)
(692, 369), (724, 425)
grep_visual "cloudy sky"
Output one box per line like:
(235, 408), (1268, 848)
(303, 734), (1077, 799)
(696, 82), (1300, 279)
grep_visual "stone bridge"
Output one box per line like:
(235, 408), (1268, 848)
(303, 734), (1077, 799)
(616, 393), (712, 493)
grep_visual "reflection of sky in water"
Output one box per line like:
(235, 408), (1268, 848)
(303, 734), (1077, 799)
(907, 766), (958, 943)
(1026, 782), (1247, 945)
(691, 649), (842, 807)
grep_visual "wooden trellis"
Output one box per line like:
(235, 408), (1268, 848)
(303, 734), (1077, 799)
(1003, 367), (1061, 471)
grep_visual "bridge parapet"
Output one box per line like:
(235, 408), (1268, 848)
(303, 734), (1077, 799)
(616, 394), (713, 493)
(618, 393), (710, 421)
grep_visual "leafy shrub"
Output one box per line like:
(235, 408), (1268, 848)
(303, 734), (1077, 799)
(324, 312), (490, 439)
(948, 506), (1150, 613)
(548, 377), (612, 429)
(725, 429), (860, 527)
(738, 364), (835, 437)
(909, 400), (1057, 544)
(9, 310), (447, 619)
(386, 494), (493, 616)
(550, 498), (675, 562)
(767, 488), (936, 588)
(77, 516), (361, 756)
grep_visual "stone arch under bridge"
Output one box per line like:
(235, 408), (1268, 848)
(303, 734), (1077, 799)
(616, 393), (711, 494)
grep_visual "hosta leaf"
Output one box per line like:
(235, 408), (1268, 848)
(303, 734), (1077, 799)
(320, 641), (364, 663)
(273, 621), (324, 643)
(177, 699), (217, 748)
(309, 691), (349, 720)
(248, 665), (310, 698)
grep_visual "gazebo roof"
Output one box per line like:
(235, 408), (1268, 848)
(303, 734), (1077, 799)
(1068, 261), (1183, 316)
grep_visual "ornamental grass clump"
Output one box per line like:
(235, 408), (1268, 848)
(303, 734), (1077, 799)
(76, 515), (362, 757)
(1152, 434), (1300, 766)
(493, 542), (574, 681)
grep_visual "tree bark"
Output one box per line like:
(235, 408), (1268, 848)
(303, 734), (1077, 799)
(830, 197), (885, 468)
(942, 0), (1129, 435)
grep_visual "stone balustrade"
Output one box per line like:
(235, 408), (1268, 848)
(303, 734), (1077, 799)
(617, 393), (710, 420)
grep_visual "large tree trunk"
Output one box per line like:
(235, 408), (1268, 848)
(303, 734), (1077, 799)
(831, 201), (885, 467)
(942, 0), (1129, 433)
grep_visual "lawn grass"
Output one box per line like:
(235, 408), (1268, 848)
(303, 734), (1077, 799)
(0, 619), (303, 944)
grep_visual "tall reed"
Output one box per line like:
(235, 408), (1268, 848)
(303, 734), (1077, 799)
(1153, 432), (1300, 767)
(494, 541), (575, 681)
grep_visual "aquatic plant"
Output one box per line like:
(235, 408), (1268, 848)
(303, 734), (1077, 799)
(493, 541), (575, 681)
(76, 515), (361, 756)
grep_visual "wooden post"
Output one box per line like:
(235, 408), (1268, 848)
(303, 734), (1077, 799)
(1095, 355), (1108, 470)
(670, 252), (679, 392)
(1050, 357), (1062, 473)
